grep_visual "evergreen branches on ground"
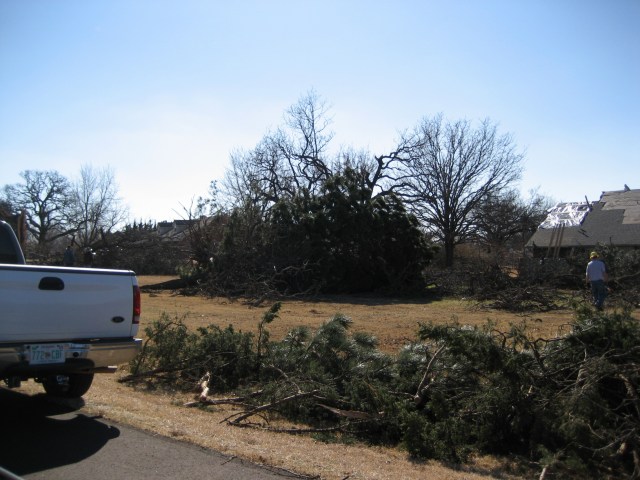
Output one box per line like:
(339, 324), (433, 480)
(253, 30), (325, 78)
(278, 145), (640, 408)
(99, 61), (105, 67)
(125, 304), (640, 479)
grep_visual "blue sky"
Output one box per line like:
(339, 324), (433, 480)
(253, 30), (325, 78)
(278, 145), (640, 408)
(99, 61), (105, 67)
(1, 0), (638, 222)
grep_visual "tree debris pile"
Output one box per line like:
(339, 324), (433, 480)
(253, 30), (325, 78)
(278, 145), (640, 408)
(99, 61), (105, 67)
(469, 263), (564, 312)
(454, 244), (640, 312)
(125, 303), (640, 479)
(427, 260), (565, 312)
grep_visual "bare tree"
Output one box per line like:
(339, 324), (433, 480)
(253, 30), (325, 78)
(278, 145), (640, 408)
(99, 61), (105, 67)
(396, 115), (524, 266)
(472, 189), (552, 256)
(71, 165), (128, 248)
(279, 90), (334, 191)
(221, 91), (335, 212)
(2, 170), (76, 247)
(222, 139), (292, 211)
(333, 146), (401, 199)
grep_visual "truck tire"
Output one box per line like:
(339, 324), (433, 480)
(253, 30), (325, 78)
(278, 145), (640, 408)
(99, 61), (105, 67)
(42, 373), (94, 398)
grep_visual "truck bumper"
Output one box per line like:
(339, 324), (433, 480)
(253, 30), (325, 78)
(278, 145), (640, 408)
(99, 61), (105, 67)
(0, 338), (142, 378)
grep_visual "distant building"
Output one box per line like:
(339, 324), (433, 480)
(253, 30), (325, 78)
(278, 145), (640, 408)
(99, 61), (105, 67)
(156, 219), (196, 239)
(526, 187), (640, 258)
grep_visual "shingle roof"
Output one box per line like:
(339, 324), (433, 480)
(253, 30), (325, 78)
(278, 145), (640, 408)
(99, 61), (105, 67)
(526, 188), (640, 249)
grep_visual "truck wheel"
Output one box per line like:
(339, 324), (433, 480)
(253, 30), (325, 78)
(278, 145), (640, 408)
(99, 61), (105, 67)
(42, 373), (94, 398)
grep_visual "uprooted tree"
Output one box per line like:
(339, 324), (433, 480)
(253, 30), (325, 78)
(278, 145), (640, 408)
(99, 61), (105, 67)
(186, 167), (434, 297)
(125, 301), (640, 479)
(181, 91), (435, 297)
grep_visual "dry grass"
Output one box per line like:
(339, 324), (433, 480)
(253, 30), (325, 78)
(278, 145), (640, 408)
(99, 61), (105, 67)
(16, 275), (609, 479)
(138, 276), (576, 352)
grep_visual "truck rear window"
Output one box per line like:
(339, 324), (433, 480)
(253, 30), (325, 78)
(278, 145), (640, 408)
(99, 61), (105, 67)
(0, 225), (21, 263)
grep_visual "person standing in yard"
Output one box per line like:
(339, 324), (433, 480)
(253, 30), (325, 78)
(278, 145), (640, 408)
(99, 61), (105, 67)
(586, 251), (608, 310)
(63, 244), (75, 266)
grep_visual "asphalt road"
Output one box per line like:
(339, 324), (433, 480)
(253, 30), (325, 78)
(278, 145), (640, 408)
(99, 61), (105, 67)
(0, 388), (298, 480)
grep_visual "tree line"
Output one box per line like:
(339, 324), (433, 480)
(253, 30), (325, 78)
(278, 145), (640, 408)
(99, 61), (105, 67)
(1, 91), (551, 293)
(1, 165), (126, 262)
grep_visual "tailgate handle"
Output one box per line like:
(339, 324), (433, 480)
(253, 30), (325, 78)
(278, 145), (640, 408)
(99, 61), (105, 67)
(38, 276), (65, 291)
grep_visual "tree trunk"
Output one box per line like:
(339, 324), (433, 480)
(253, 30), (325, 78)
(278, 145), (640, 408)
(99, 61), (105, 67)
(444, 239), (455, 267)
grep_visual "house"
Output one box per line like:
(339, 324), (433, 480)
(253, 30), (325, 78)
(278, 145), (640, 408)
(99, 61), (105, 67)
(526, 187), (640, 258)
(157, 219), (195, 239)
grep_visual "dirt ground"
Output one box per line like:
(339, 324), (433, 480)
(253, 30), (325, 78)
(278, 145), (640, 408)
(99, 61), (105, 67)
(14, 276), (613, 480)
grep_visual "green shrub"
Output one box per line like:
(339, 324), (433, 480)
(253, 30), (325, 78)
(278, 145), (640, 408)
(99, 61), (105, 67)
(131, 312), (256, 391)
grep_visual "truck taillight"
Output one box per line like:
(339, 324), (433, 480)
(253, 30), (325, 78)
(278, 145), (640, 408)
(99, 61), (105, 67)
(133, 285), (141, 324)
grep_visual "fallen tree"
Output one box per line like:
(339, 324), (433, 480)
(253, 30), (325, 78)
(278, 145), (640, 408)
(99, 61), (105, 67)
(125, 302), (640, 479)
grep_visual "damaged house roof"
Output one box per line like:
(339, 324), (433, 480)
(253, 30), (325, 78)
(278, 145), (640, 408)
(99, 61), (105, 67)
(526, 187), (640, 251)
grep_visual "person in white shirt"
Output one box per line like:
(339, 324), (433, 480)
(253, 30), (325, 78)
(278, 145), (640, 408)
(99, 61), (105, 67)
(586, 251), (608, 310)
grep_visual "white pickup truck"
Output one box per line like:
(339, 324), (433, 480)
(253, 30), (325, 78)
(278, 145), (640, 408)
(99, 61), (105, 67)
(0, 220), (142, 398)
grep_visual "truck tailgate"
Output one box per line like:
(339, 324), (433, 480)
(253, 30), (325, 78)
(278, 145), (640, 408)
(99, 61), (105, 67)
(0, 264), (138, 342)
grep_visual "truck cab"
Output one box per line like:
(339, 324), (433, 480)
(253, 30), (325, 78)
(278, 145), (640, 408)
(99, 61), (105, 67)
(0, 220), (25, 264)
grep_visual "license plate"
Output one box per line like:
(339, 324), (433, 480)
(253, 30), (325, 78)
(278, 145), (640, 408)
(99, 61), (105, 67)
(28, 344), (67, 365)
